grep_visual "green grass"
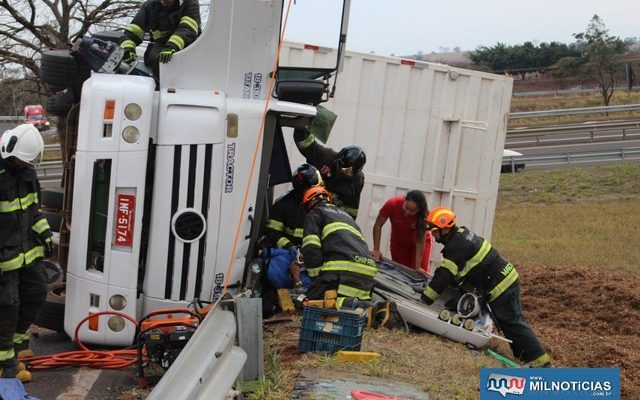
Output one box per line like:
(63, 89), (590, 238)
(493, 164), (640, 273)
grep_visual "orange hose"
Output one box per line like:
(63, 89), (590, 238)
(23, 311), (142, 371)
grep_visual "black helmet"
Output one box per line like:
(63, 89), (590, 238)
(336, 146), (366, 173)
(292, 163), (322, 193)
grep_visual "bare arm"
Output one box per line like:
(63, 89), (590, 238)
(415, 237), (426, 273)
(372, 213), (388, 261)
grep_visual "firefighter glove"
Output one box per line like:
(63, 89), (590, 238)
(159, 48), (176, 63)
(43, 236), (54, 258)
(122, 49), (137, 64)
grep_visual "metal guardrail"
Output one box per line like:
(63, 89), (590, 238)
(503, 147), (640, 171)
(0, 116), (22, 121)
(506, 120), (640, 147)
(509, 104), (640, 119)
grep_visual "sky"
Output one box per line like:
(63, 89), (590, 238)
(282, 0), (639, 56)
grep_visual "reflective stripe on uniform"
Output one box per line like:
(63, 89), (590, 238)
(32, 218), (51, 234)
(0, 192), (38, 213)
(276, 237), (291, 248)
(168, 34), (185, 50)
(151, 30), (170, 41)
(120, 39), (137, 50)
(302, 234), (321, 248)
(337, 283), (370, 300)
(266, 219), (284, 232)
(440, 258), (458, 276)
(284, 227), (303, 238)
(296, 134), (315, 149)
(488, 268), (519, 301)
(125, 23), (145, 41)
(0, 245), (45, 273)
(422, 286), (439, 302)
(322, 222), (364, 241)
(459, 239), (492, 278)
(13, 332), (30, 345)
(527, 353), (551, 367)
(322, 260), (377, 277)
(306, 266), (321, 278)
(180, 16), (199, 33)
(0, 349), (14, 362)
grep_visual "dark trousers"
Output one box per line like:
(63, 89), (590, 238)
(490, 282), (547, 364)
(0, 261), (47, 363)
(306, 274), (339, 300)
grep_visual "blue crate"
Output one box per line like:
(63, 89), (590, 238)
(298, 306), (366, 353)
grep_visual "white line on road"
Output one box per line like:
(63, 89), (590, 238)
(56, 368), (102, 400)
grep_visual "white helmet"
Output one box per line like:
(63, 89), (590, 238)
(0, 124), (44, 164)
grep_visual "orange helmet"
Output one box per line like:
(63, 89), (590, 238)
(302, 185), (332, 208)
(425, 206), (457, 230)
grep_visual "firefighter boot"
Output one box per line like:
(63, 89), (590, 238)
(0, 358), (32, 383)
(372, 301), (395, 329)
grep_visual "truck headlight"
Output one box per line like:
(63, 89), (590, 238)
(108, 316), (126, 332)
(124, 103), (142, 121)
(109, 294), (127, 311)
(122, 126), (140, 143)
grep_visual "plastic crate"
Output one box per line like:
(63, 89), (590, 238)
(298, 306), (366, 353)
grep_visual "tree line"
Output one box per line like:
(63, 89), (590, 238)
(470, 15), (636, 105)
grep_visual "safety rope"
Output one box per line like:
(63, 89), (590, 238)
(222, 0), (294, 292)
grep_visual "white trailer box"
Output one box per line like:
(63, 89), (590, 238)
(280, 43), (513, 267)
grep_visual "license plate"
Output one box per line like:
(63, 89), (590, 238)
(115, 194), (135, 247)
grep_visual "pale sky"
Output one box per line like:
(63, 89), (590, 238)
(282, 0), (639, 56)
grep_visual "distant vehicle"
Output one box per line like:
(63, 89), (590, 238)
(24, 104), (50, 131)
(501, 149), (525, 172)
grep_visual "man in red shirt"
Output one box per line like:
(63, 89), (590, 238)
(372, 191), (432, 274)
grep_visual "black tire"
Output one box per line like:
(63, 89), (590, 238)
(40, 49), (91, 94)
(46, 89), (77, 118)
(41, 189), (64, 209)
(34, 282), (66, 332)
(43, 211), (62, 232)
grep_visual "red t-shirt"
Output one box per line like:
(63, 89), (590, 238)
(379, 195), (432, 272)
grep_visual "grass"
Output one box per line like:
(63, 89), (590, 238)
(493, 164), (640, 274)
(508, 91), (640, 127)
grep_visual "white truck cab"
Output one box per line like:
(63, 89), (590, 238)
(64, 0), (351, 346)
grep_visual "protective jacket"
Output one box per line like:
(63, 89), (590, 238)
(421, 226), (518, 305)
(265, 190), (305, 249)
(294, 129), (364, 218)
(121, 0), (201, 53)
(0, 159), (52, 273)
(301, 200), (377, 300)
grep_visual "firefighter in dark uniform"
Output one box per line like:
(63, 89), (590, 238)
(420, 206), (551, 367)
(265, 164), (322, 250)
(120, 0), (201, 77)
(293, 128), (366, 219)
(300, 185), (377, 305)
(0, 125), (54, 382)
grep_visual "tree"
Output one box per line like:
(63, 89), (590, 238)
(470, 41), (579, 78)
(573, 15), (629, 105)
(0, 1), (141, 86)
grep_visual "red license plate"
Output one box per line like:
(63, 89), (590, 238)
(115, 194), (135, 247)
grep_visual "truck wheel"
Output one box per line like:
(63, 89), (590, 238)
(43, 211), (62, 233)
(46, 89), (77, 118)
(41, 189), (64, 209)
(34, 282), (65, 332)
(40, 50), (91, 94)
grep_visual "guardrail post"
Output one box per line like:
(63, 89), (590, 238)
(590, 130), (594, 142)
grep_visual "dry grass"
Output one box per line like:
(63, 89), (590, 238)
(493, 164), (640, 274)
(508, 91), (640, 127)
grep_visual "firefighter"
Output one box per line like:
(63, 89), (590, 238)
(420, 206), (551, 367)
(293, 128), (366, 219)
(120, 0), (201, 77)
(299, 185), (377, 305)
(0, 125), (54, 382)
(264, 164), (322, 289)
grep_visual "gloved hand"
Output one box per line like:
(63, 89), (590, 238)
(122, 49), (137, 64)
(158, 48), (176, 63)
(42, 236), (54, 258)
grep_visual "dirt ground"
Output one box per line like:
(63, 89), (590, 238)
(518, 264), (640, 399)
